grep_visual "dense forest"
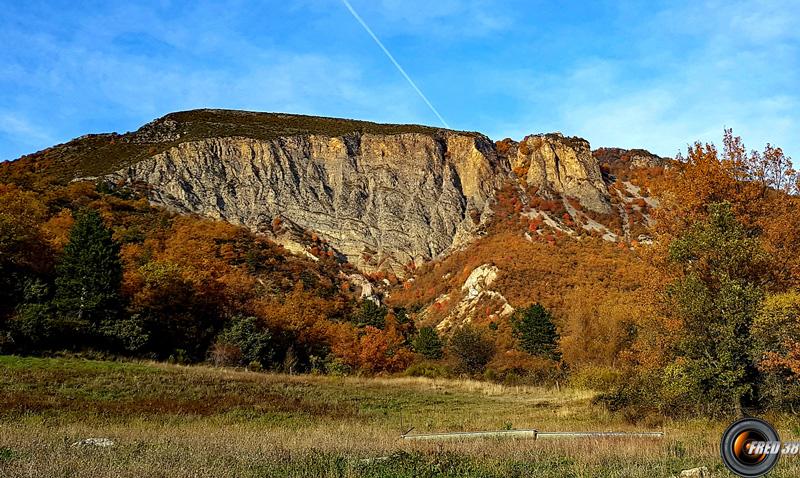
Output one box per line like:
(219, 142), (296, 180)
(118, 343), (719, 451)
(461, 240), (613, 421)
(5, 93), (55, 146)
(2, 130), (800, 420)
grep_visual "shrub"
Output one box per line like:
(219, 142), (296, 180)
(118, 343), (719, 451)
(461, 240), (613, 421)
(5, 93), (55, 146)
(404, 361), (452, 379)
(449, 324), (495, 374)
(495, 138), (513, 155)
(569, 366), (625, 392)
(210, 341), (242, 367)
(324, 357), (353, 376)
(592, 369), (695, 422)
(486, 350), (561, 385)
(213, 315), (273, 368)
(100, 315), (149, 353)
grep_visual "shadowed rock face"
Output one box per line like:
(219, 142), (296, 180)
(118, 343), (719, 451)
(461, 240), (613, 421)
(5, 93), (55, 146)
(110, 132), (508, 272)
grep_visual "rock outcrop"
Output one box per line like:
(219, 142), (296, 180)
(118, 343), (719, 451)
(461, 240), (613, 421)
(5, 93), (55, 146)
(110, 131), (508, 272)
(435, 264), (514, 331)
(593, 147), (667, 172)
(509, 133), (611, 213)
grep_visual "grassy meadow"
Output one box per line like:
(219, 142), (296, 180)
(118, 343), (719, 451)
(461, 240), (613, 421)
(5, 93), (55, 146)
(0, 355), (798, 477)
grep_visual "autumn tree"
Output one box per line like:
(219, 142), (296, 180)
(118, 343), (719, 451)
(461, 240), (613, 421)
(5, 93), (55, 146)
(751, 292), (800, 409)
(126, 260), (212, 359)
(654, 130), (800, 289)
(560, 288), (643, 369)
(449, 324), (496, 374)
(358, 326), (414, 374)
(664, 202), (767, 416)
(0, 185), (51, 321)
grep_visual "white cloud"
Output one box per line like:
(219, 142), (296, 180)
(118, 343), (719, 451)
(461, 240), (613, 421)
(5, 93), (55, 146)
(478, 0), (799, 159)
(0, 1), (431, 157)
(0, 113), (53, 145)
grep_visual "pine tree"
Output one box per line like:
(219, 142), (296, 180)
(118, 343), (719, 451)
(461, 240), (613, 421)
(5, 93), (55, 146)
(413, 326), (444, 359)
(353, 300), (387, 329)
(54, 209), (123, 341)
(511, 304), (560, 360)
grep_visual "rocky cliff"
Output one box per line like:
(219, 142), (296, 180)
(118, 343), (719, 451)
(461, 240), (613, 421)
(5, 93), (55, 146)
(5, 109), (650, 273)
(109, 129), (507, 272)
(507, 133), (611, 213)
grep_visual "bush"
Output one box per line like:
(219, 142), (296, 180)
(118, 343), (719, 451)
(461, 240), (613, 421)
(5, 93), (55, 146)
(413, 326), (444, 359)
(210, 341), (242, 367)
(100, 315), (149, 353)
(592, 369), (668, 422)
(449, 324), (495, 374)
(404, 361), (452, 379)
(486, 350), (562, 385)
(11, 301), (57, 352)
(324, 357), (353, 376)
(568, 366), (625, 392)
(213, 316), (273, 368)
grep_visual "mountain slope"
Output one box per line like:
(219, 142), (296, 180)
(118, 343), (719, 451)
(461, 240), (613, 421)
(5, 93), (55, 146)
(1, 109), (665, 274)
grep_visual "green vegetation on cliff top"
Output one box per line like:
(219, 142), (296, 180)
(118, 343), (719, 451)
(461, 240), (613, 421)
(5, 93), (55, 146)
(0, 109), (481, 187)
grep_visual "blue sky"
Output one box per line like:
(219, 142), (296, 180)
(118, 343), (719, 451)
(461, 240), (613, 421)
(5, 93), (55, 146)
(1, 0), (798, 161)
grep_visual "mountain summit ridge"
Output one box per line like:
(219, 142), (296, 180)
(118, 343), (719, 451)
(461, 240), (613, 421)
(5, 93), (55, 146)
(1, 109), (666, 271)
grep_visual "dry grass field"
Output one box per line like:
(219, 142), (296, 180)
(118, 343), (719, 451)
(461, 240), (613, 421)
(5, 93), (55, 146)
(1, 355), (799, 477)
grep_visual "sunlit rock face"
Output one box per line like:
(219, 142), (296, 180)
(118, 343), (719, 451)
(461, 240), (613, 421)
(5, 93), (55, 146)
(511, 133), (611, 213)
(110, 132), (508, 272)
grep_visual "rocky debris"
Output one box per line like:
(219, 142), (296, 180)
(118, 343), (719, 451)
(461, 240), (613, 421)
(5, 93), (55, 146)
(513, 133), (611, 213)
(628, 150), (667, 169)
(593, 147), (667, 172)
(109, 132), (507, 273)
(347, 273), (380, 304)
(677, 466), (710, 478)
(71, 438), (115, 448)
(436, 264), (514, 331)
(130, 118), (182, 144)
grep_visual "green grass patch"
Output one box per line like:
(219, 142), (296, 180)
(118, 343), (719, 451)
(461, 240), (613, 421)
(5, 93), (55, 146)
(2, 356), (799, 477)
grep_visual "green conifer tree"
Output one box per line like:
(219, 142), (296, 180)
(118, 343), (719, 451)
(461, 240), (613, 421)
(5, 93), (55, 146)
(53, 209), (123, 344)
(413, 326), (444, 359)
(511, 304), (560, 360)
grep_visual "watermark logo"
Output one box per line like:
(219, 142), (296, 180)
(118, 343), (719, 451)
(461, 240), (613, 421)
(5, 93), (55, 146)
(720, 418), (781, 477)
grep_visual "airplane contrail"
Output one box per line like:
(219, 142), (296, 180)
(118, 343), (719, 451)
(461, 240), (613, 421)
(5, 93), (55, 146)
(340, 0), (451, 129)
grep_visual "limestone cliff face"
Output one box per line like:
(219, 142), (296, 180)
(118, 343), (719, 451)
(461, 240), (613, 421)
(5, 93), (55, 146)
(511, 133), (611, 213)
(111, 132), (507, 272)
